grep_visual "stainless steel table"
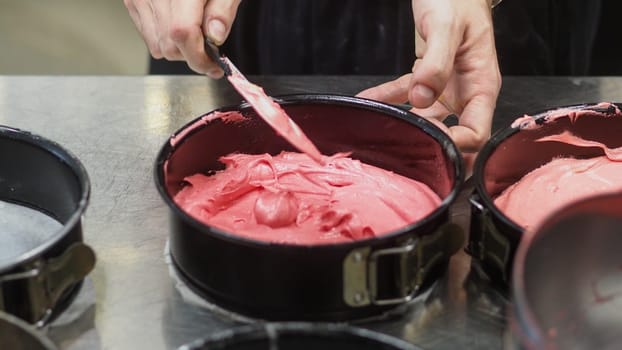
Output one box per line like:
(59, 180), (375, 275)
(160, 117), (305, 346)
(1, 76), (620, 350)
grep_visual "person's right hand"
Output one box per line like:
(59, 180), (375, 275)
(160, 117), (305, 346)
(124, 0), (241, 77)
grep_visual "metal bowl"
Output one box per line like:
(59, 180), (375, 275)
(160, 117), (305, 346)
(510, 192), (622, 349)
(155, 94), (464, 321)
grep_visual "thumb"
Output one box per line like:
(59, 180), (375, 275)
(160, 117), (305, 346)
(409, 23), (460, 108)
(204, 0), (242, 45)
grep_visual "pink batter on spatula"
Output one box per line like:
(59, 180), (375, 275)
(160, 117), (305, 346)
(224, 57), (323, 163)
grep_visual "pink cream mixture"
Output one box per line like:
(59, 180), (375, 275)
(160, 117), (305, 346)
(495, 128), (622, 230)
(172, 63), (442, 244)
(174, 152), (441, 245)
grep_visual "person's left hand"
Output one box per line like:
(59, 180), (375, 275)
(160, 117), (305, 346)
(357, 0), (501, 154)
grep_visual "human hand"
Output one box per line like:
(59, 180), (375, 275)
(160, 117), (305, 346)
(357, 0), (501, 153)
(124, 0), (241, 77)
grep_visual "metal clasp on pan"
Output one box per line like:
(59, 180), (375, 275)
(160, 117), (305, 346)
(368, 240), (419, 305)
(343, 223), (462, 307)
(468, 193), (512, 282)
(0, 243), (96, 326)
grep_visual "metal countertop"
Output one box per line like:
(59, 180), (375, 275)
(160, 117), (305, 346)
(1, 75), (621, 350)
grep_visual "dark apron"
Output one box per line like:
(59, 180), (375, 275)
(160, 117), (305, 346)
(150, 0), (609, 76)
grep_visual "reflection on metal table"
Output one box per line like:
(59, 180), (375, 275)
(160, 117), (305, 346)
(0, 75), (620, 349)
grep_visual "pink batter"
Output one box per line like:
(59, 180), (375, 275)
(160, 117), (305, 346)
(495, 131), (622, 229)
(174, 152), (441, 245)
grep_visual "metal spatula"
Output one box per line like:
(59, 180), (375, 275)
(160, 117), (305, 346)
(203, 39), (324, 163)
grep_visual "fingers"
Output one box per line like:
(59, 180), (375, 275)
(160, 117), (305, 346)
(201, 0), (242, 76)
(125, 0), (163, 59)
(407, 0), (500, 153)
(447, 93), (497, 152)
(409, 8), (461, 108)
(153, 0), (182, 61)
(124, 0), (241, 76)
(414, 30), (426, 65)
(358, 67), (497, 153)
(409, 101), (454, 120)
(413, 94), (494, 155)
(356, 73), (456, 122)
(203, 0), (241, 45)
(355, 74), (411, 104)
(358, 78), (496, 154)
(170, 0), (211, 73)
